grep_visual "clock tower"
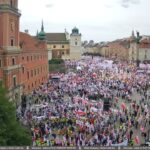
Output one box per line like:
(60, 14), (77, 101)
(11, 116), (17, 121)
(0, 0), (22, 105)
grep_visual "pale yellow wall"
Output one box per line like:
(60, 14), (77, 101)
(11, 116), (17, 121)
(47, 44), (70, 50)
(139, 48), (150, 61)
(69, 52), (82, 60)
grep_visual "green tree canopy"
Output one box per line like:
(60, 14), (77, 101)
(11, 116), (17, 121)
(0, 87), (31, 146)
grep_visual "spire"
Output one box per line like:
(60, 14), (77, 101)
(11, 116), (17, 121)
(41, 20), (44, 32)
(38, 20), (46, 40)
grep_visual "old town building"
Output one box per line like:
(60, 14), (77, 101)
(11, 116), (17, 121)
(37, 27), (83, 60)
(0, 0), (48, 105)
(45, 31), (70, 60)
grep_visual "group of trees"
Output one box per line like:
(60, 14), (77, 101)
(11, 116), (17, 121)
(0, 87), (31, 146)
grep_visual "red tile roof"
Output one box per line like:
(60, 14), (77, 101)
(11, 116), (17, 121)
(20, 32), (47, 51)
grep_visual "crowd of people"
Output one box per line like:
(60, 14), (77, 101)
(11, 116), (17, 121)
(19, 56), (150, 146)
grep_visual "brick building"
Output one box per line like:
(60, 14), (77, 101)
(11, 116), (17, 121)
(0, 0), (48, 105)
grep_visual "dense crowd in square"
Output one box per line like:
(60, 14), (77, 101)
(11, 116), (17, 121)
(18, 56), (150, 146)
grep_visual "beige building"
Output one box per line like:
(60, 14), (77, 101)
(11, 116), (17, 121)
(129, 37), (150, 62)
(100, 40), (129, 60)
(37, 26), (83, 60)
(70, 27), (82, 60)
(46, 33), (70, 60)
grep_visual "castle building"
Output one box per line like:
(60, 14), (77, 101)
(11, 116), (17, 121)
(0, 0), (48, 105)
(37, 27), (83, 60)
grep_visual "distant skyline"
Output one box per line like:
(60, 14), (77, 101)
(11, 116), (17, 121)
(19, 0), (150, 42)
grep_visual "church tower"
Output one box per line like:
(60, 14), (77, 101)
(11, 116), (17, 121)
(70, 27), (82, 60)
(0, 0), (22, 105)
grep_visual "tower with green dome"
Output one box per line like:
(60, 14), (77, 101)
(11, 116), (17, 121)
(38, 20), (46, 40)
(70, 27), (82, 60)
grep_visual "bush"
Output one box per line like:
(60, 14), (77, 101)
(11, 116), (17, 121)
(49, 59), (64, 64)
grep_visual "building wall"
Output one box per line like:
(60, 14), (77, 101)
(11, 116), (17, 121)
(70, 35), (82, 60)
(139, 48), (150, 62)
(0, 1), (49, 104)
(128, 42), (137, 61)
(100, 42), (129, 60)
(47, 43), (70, 59)
(20, 51), (48, 94)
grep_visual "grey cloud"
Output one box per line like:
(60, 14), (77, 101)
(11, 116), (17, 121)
(121, 3), (129, 8)
(104, 4), (112, 8)
(45, 4), (54, 8)
(119, 0), (140, 8)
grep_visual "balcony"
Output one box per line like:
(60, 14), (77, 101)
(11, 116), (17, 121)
(0, 4), (21, 15)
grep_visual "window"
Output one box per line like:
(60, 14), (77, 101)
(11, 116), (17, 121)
(22, 57), (24, 60)
(12, 58), (15, 65)
(31, 70), (33, 77)
(11, 39), (14, 46)
(0, 60), (1, 67)
(22, 67), (24, 73)
(27, 71), (29, 79)
(10, 0), (13, 7)
(13, 76), (16, 87)
(31, 56), (32, 61)
(75, 42), (77, 46)
(34, 69), (36, 76)
(62, 51), (64, 55)
(62, 45), (64, 48)
(27, 56), (29, 61)
(53, 45), (56, 48)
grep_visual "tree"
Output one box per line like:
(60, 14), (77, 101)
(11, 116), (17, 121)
(0, 87), (31, 146)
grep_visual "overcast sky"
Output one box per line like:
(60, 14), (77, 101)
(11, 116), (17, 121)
(19, 0), (150, 42)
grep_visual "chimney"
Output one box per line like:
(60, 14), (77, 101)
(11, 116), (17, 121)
(24, 29), (29, 34)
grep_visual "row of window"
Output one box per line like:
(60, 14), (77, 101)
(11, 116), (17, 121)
(22, 54), (47, 62)
(0, 58), (16, 67)
(25, 76), (47, 91)
(13, 75), (47, 90)
(53, 45), (65, 49)
(25, 66), (48, 79)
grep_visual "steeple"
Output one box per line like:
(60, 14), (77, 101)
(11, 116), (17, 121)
(41, 20), (44, 32)
(38, 20), (46, 40)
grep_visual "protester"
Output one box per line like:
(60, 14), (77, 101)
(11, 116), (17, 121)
(20, 56), (150, 146)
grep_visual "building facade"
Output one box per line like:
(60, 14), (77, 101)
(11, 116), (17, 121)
(0, 0), (48, 105)
(46, 32), (70, 60)
(37, 27), (83, 60)
(70, 27), (82, 60)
